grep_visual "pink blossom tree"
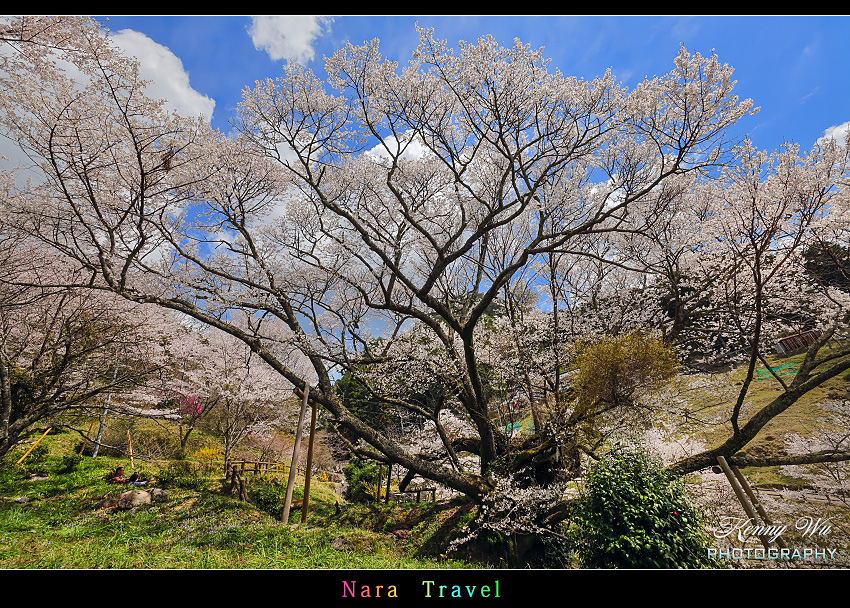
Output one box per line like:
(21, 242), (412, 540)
(666, 139), (850, 474)
(0, 230), (177, 459)
(13, 16), (844, 504)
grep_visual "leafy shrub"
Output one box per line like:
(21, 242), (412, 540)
(27, 444), (50, 464)
(343, 458), (383, 503)
(19, 443), (50, 476)
(569, 445), (717, 569)
(246, 473), (306, 519)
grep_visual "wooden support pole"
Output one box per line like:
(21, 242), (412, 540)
(730, 463), (788, 550)
(385, 463), (392, 504)
(80, 420), (95, 454)
(301, 401), (319, 524)
(717, 456), (771, 550)
(16, 428), (51, 464)
(282, 383), (309, 524)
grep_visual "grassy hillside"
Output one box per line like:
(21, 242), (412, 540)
(655, 346), (850, 486)
(0, 428), (477, 569)
(2, 348), (849, 570)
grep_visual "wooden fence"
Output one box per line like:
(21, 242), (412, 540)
(224, 460), (343, 484)
(228, 466), (249, 501)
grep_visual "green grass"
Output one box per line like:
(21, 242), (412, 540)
(0, 433), (478, 569)
(647, 345), (850, 494)
(5, 348), (848, 571)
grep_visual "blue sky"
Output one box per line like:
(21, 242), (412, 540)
(93, 15), (850, 154)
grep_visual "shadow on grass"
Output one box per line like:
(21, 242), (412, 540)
(330, 497), (478, 559)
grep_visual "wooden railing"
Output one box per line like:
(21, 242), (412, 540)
(224, 460), (343, 484)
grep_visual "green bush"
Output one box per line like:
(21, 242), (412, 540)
(569, 445), (718, 569)
(19, 444), (50, 476)
(27, 444), (50, 463)
(343, 457), (382, 503)
(245, 474), (308, 519)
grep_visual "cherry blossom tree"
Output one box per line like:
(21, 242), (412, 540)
(127, 322), (222, 459)
(2, 16), (789, 502)
(527, 137), (850, 482)
(666, 139), (850, 474)
(0, 231), (176, 460)
(191, 324), (296, 470)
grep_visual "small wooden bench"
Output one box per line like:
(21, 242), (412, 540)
(392, 488), (437, 503)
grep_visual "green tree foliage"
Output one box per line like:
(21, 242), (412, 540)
(550, 332), (679, 472)
(335, 373), (395, 430)
(803, 242), (850, 292)
(569, 445), (717, 568)
(342, 457), (383, 503)
(573, 332), (679, 413)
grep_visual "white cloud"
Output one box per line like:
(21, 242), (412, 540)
(366, 131), (430, 163)
(248, 16), (333, 64)
(817, 121), (850, 149)
(800, 86), (820, 102)
(111, 29), (215, 121)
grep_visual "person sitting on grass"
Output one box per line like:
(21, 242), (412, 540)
(108, 466), (128, 484)
(108, 466), (149, 486)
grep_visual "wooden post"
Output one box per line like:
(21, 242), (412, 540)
(239, 477), (247, 501)
(717, 456), (771, 550)
(385, 463), (392, 504)
(377, 463), (383, 503)
(730, 463), (788, 550)
(126, 429), (134, 469)
(16, 428), (51, 464)
(230, 466), (238, 494)
(282, 383), (309, 524)
(301, 401), (319, 524)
